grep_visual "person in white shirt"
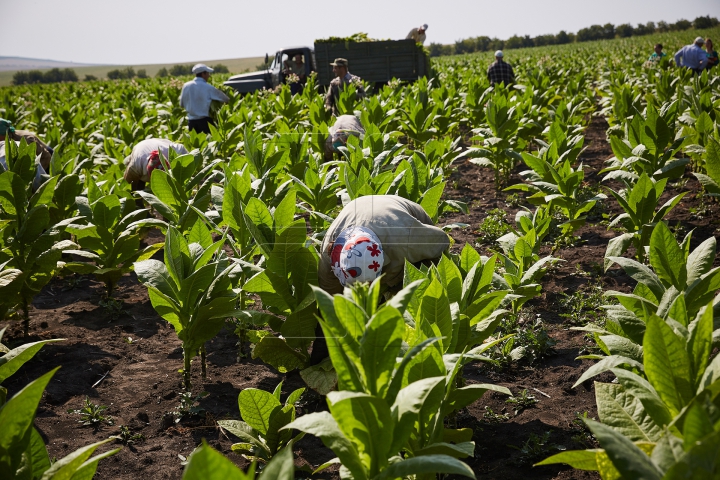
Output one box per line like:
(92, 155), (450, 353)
(123, 138), (188, 191)
(674, 37), (709, 74)
(406, 24), (428, 44)
(179, 64), (230, 134)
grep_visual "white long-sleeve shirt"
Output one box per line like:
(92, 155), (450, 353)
(674, 44), (708, 70)
(179, 77), (229, 120)
(406, 28), (427, 44)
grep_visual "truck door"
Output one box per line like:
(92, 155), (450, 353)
(270, 52), (282, 88)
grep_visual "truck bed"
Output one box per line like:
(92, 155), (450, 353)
(314, 39), (428, 86)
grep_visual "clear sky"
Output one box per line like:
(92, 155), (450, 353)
(2, 0), (719, 65)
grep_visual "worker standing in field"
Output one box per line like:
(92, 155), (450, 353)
(0, 118), (54, 171)
(310, 195), (450, 364)
(674, 37), (708, 74)
(648, 44), (667, 64)
(705, 38), (718, 69)
(324, 114), (365, 161)
(123, 138), (188, 191)
(406, 24), (428, 44)
(487, 50), (515, 87)
(324, 58), (366, 116)
(179, 64), (230, 134)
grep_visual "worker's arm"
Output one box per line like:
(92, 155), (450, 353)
(674, 48), (683, 66)
(210, 85), (230, 103)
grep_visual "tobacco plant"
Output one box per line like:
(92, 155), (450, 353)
(134, 221), (242, 389)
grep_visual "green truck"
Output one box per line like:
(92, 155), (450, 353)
(224, 40), (429, 94)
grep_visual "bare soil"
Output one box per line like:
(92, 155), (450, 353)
(2, 115), (718, 479)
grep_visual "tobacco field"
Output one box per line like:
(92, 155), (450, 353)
(2, 26), (720, 479)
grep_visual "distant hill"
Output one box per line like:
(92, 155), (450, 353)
(0, 56), (265, 87)
(0, 56), (98, 72)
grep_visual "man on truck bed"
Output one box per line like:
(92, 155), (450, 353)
(406, 24), (428, 44)
(324, 58), (366, 116)
(179, 64), (230, 134)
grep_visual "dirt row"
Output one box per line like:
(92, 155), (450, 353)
(2, 115), (718, 479)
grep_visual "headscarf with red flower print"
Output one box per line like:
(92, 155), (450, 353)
(330, 226), (384, 287)
(146, 150), (169, 178)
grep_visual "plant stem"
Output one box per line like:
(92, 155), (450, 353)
(182, 346), (192, 390)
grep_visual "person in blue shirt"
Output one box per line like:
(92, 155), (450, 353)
(179, 64), (230, 134)
(674, 37), (709, 74)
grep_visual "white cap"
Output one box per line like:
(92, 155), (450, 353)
(421, 24), (428, 30)
(495, 50), (504, 58)
(695, 36), (706, 44)
(192, 63), (214, 74)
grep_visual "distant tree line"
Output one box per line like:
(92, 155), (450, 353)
(107, 67), (148, 80)
(12, 68), (78, 85)
(429, 15), (720, 57)
(156, 64), (229, 77)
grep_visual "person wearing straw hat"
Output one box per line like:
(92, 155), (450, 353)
(487, 50), (516, 87)
(324, 58), (366, 116)
(674, 37), (709, 74)
(179, 64), (230, 134)
(310, 194), (450, 364)
(0, 118), (54, 171)
(123, 138), (188, 191)
(406, 24), (429, 44)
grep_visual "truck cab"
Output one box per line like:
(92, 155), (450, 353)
(224, 47), (315, 94)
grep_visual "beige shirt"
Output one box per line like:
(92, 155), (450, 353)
(319, 195), (449, 294)
(123, 138), (188, 183)
(406, 28), (427, 44)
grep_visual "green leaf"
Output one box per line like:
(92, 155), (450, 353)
(584, 419), (662, 480)
(595, 382), (662, 442)
(283, 412), (366, 480)
(182, 441), (253, 480)
(375, 454), (476, 480)
(643, 316), (694, 415)
(238, 388), (281, 436)
(535, 450), (598, 470)
(420, 277), (453, 352)
(649, 222), (686, 290)
(251, 336), (307, 373)
(360, 306), (404, 398)
(258, 443), (294, 480)
(0, 338), (64, 383)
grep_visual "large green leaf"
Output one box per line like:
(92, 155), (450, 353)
(0, 338), (64, 384)
(360, 306), (403, 398)
(182, 441), (253, 480)
(238, 388), (281, 436)
(284, 412), (366, 480)
(595, 382), (662, 442)
(584, 419), (662, 480)
(328, 391), (392, 476)
(643, 316), (694, 415)
(420, 277), (453, 352)
(648, 222), (686, 290)
(0, 368), (58, 478)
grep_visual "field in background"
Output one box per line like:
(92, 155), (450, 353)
(0, 56), (265, 86)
